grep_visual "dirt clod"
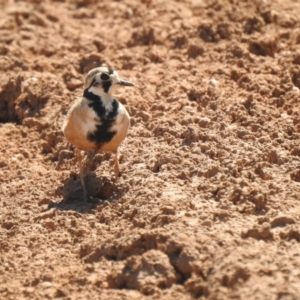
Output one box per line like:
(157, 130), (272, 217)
(107, 250), (176, 293)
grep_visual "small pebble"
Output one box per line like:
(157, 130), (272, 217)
(209, 78), (218, 87)
(291, 86), (299, 92)
(41, 281), (52, 288)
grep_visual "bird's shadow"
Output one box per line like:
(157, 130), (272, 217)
(50, 171), (123, 213)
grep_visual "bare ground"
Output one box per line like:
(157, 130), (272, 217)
(1, 0), (300, 299)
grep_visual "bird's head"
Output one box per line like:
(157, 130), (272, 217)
(84, 65), (134, 97)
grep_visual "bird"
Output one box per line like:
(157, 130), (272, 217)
(62, 65), (134, 201)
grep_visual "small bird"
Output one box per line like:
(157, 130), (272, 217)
(62, 65), (134, 201)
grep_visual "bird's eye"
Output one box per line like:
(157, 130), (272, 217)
(100, 73), (110, 81)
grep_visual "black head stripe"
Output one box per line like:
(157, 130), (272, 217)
(90, 78), (98, 88)
(87, 69), (100, 81)
(102, 80), (112, 93)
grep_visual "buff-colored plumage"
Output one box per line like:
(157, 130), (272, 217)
(62, 66), (133, 201)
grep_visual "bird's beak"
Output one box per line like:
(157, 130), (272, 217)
(118, 79), (134, 87)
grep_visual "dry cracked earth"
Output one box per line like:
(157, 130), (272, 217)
(1, 0), (300, 299)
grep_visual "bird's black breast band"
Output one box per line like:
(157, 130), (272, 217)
(83, 89), (119, 146)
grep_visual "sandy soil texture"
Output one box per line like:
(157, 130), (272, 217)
(1, 0), (300, 299)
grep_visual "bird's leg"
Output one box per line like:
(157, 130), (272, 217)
(76, 148), (89, 201)
(114, 150), (119, 179)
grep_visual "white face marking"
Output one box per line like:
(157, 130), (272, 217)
(109, 70), (120, 94)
